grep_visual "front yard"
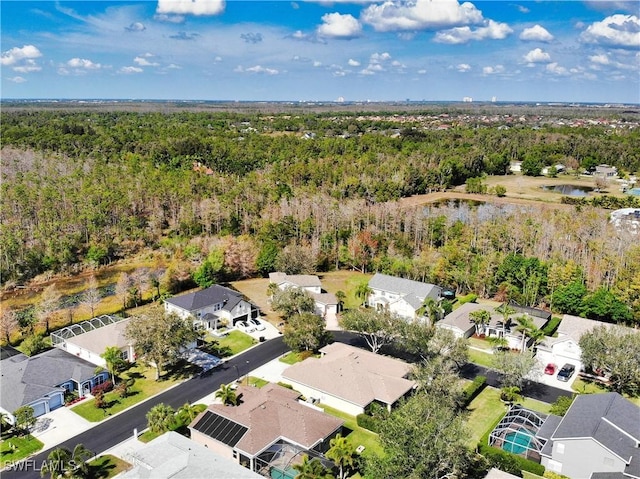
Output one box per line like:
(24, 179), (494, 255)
(72, 360), (198, 422)
(0, 434), (44, 464)
(202, 330), (256, 357)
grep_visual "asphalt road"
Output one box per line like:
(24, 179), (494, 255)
(3, 332), (570, 479)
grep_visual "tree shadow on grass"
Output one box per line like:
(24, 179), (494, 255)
(87, 457), (116, 479)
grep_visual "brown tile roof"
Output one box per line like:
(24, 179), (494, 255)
(282, 343), (415, 408)
(199, 383), (343, 456)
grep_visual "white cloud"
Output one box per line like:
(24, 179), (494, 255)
(348, 58), (361, 66)
(546, 62), (568, 75)
(520, 24), (554, 42)
(516, 4), (530, 14)
(134, 56), (159, 67)
(68, 58), (102, 70)
(589, 53), (610, 65)
(418, 69), (427, 74)
(523, 48), (551, 63)
(580, 14), (640, 48)
(156, 0), (225, 16)
(317, 12), (362, 39)
(482, 64), (504, 75)
(235, 65), (279, 75)
(361, 0), (484, 32)
(1, 44), (42, 66)
(8, 76), (27, 83)
(434, 19), (513, 44)
(125, 22), (146, 32)
(456, 63), (471, 72)
(119, 66), (143, 74)
(13, 59), (41, 73)
(313, 61), (322, 67)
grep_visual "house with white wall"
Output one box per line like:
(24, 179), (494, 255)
(367, 273), (442, 321)
(269, 272), (339, 318)
(164, 285), (259, 330)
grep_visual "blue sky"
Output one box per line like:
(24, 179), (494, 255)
(1, 1), (639, 103)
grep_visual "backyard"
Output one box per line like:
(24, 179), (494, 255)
(319, 404), (383, 458)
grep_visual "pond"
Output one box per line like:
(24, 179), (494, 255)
(541, 184), (594, 197)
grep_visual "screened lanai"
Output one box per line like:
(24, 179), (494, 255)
(51, 314), (125, 346)
(489, 405), (549, 463)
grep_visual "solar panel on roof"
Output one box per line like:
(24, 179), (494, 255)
(192, 411), (248, 447)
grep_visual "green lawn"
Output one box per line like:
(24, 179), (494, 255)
(317, 271), (372, 311)
(467, 348), (494, 368)
(246, 376), (269, 388)
(464, 387), (507, 447)
(72, 361), (198, 422)
(217, 330), (257, 356)
(520, 397), (552, 414)
(0, 434), (44, 463)
(572, 378), (640, 407)
(279, 351), (317, 365)
(319, 404), (384, 458)
(87, 454), (132, 479)
(468, 337), (493, 351)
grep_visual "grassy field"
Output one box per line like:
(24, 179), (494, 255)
(520, 397), (552, 414)
(72, 361), (197, 422)
(468, 348), (494, 368)
(87, 454), (132, 479)
(464, 387), (508, 447)
(0, 434), (44, 463)
(319, 404), (384, 458)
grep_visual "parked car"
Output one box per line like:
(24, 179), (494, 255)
(236, 321), (256, 333)
(248, 318), (266, 331)
(557, 363), (576, 382)
(544, 363), (556, 375)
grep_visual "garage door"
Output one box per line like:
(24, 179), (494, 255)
(233, 314), (248, 325)
(48, 393), (63, 411)
(31, 402), (46, 417)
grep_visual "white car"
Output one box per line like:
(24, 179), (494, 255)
(236, 321), (256, 333)
(248, 318), (266, 331)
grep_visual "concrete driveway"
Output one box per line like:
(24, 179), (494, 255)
(31, 404), (93, 451)
(530, 360), (577, 392)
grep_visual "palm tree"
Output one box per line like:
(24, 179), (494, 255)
(335, 290), (346, 312)
(292, 455), (331, 479)
(354, 282), (372, 308)
(100, 346), (124, 385)
(69, 444), (92, 478)
(514, 315), (546, 353)
(497, 304), (516, 338)
(0, 411), (13, 435)
(41, 444), (92, 479)
(469, 309), (491, 336)
(146, 403), (176, 434)
(267, 282), (280, 300)
(417, 297), (441, 325)
(215, 383), (238, 406)
(326, 434), (357, 479)
(177, 402), (201, 423)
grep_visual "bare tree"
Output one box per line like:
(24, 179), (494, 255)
(115, 272), (132, 311)
(0, 307), (18, 344)
(79, 275), (102, 318)
(37, 284), (62, 335)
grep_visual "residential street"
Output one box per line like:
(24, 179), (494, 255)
(3, 332), (571, 479)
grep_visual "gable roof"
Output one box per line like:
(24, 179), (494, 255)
(551, 393), (640, 462)
(439, 302), (489, 333)
(282, 342), (415, 408)
(1, 348), (103, 412)
(269, 272), (322, 289)
(190, 383), (343, 456)
(164, 285), (245, 312)
(557, 314), (617, 343)
(118, 431), (261, 479)
(309, 292), (338, 306)
(368, 273), (441, 307)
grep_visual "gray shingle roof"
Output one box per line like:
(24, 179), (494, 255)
(1, 348), (103, 413)
(164, 285), (244, 312)
(368, 273), (441, 301)
(552, 393), (640, 462)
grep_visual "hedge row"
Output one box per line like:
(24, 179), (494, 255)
(356, 413), (383, 433)
(541, 316), (562, 336)
(462, 375), (487, 407)
(478, 443), (545, 477)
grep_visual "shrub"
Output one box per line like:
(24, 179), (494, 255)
(91, 380), (113, 396)
(495, 185), (507, 197)
(356, 413), (382, 433)
(462, 375), (487, 407)
(478, 443), (545, 477)
(458, 293), (478, 305)
(541, 316), (562, 336)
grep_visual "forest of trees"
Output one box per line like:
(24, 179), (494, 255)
(1, 108), (638, 323)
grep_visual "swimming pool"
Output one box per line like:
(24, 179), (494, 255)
(627, 188), (640, 196)
(502, 428), (534, 455)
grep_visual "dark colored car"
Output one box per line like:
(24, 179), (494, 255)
(557, 363), (576, 382)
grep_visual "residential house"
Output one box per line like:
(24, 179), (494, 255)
(437, 302), (551, 351)
(538, 392), (640, 479)
(189, 383), (343, 475)
(281, 342), (416, 416)
(0, 348), (108, 422)
(268, 272), (339, 318)
(535, 314), (618, 373)
(51, 315), (135, 367)
(595, 164), (618, 178)
(117, 431), (262, 479)
(542, 164), (566, 176)
(367, 273), (442, 321)
(164, 285), (259, 331)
